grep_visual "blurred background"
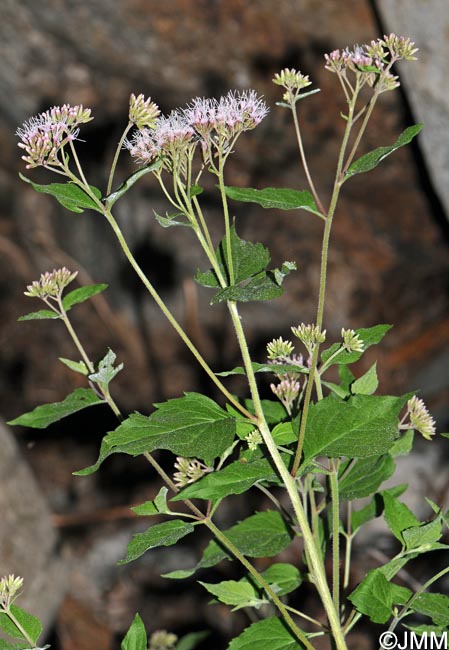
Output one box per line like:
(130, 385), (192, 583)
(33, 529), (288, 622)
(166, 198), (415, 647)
(0, 1), (448, 648)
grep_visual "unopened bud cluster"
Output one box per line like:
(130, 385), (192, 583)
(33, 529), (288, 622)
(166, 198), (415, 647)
(341, 328), (364, 353)
(149, 630), (178, 650)
(128, 93), (160, 129)
(291, 323), (326, 356)
(267, 336), (295, 360)
(403, 395), (436, 440)
(24, 268), (78, 300)
(0, 574), (23, 609)
(324, 34), (417, 92)
(273, 68), (313, 103)
(246, 429), (263, 451)
(16, 104), (93, 168)
(173, 456), (212, 488)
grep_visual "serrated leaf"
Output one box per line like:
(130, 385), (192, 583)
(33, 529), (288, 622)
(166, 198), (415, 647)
(89, 348), (123, 390)
(243, 399), (288, 425)
(211, 272), (284, 304)
(59, 357), (89, 375)
(321, 324), (392, 367)
(121, 613), (147, 650)
(261, 563), (302, 596)
(302, 394), (408, 462)
(20, 173), (102, 213)
(118, 519), (195, 564)
(272, 422), (297, 446)
(105, 161), (162, 207)
(18, 309), (61, 321)
(8, 387), (104, 429)
(132, 486), (171, 516)
(348, 570), (392, 624)
(75, 393), (236, 474)
(382, 492), (420, 543)
(0, 605), (42, 644)
(390, 429), (414, 457)
(402, 517), (443, 551)
(224, 186), (323, 219)
(200, 579), (259, 609)
(163, 511), (293, 580)
(351, 362), (378, 395)
(62, 283), (108, 310)
(339, 454), (395, 500)
(345, 124), (423, 178)
(228, 617), (303, 650)
(410, 593), (449, 627)
(172, 458), (279, 502)
(176, 631), (209, 650)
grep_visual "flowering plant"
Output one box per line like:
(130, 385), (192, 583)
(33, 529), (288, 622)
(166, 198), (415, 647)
(5, 34), (449, 650)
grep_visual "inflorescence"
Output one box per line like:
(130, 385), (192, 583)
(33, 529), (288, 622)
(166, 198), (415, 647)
(125, 89), (269, 171)
(16, 104), (93, 168)
(24, 267), (78, 300)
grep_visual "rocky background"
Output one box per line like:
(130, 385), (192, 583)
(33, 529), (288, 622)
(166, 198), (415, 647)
(0, 1), (448, 649)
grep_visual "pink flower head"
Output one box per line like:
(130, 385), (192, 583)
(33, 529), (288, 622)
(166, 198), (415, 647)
(16, 104), (93, 168)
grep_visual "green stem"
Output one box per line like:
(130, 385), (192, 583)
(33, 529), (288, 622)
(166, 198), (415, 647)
(207, 519), (315, 650)
(343, 503), (352, 591)
(329, 460), (341, 614)
(2, 607), (35, 646)
(227, 300), (347, 650)
(291, 105), (326, 216)
(292, 90), (358, 477)
(107, 122), (133, 195)
(102, 206), (253, 419)
(218, 157), (235, 285)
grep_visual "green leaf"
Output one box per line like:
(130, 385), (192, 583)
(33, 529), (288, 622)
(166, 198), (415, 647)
(196, 226), (294, 304)
(382, 492), (420, 543)
(154, 211), (193, 229)
(75, 393), (236, 474)
(351, 362), (378, 395)
(62, 283), (108, 310)
(224, 186), (323, 218)
(272, 422), (297, 446)
(200, 579), (260, 609)
(228, 617), (303, 650)
(276, 88), (321, 107)
(339, 454), (395, 500)
(163, 511), (293, 579)
(321, 324), (392, 367)
(59, 357), (89, 376)
(118, 519), (195, 564)
(345, 124), (423, 178)
(89, 348), (123, 390)
(0, 641), (40, 650)
(243, 399), (287, 425)
(261, 563), (302, 596)
(176, 631), (209, 650)
(189, 184), (203, 198)
(211, 272), (284, 304)
(8, 387), (104, 429)
(402, 517), (443, 551)
(105, 161), (162, 207)
(409, 593), (449, 627)
(132, 487), (171, 516)
(348, 570), (393, 624)
(20, 173), (102, 213)
(390, 429), (414, 457)
(172, 458), (279, 502)
(121, 613), (147, 650)
(302, 394), (407, 462)
(0, 605), (42, 644)
(217, 361), (308, 377)
(18, 309), (61, 321)
(351, 499), (379, 533)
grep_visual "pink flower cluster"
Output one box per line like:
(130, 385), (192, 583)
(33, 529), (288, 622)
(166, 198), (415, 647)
(125, 90), (268, 167)
(16, 104), (93, 168)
